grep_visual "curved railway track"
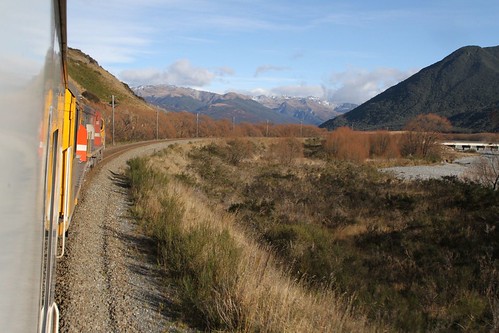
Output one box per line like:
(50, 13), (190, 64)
(55, 139), (197, 333)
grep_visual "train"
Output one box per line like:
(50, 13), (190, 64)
(0, 0), (105, 331)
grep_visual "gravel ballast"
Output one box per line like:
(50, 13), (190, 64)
(56, 141), (195, 333)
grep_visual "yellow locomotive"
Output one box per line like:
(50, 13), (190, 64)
(0, 0), (105, 331)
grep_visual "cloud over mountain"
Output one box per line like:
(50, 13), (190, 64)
(269, 84), (324, 98)
(326, 67), (416, 104)
(120, 59), (215, 87)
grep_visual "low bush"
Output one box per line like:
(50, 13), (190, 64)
(267, 137), (304, 165)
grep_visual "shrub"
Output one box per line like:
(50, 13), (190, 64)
(226, 138), (256, 165)
(132, 139), (499, 332)
(324, 127), (369, 162)
(82, 90), (100, 103)
(369, 131), (401, 158)
(266, 137), (304, 165)
(466, 154), (499, 190)
(401, 114), (451, 159)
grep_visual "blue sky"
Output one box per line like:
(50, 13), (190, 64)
(68, 0), (499, 104)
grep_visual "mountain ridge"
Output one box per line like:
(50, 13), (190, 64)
(320, 45), (499, 132)
(134, 84), (355, 125)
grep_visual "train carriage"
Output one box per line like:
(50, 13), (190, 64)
(0, 1), (105, 331)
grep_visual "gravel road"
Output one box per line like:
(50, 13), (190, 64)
(56, 140), (195, 333)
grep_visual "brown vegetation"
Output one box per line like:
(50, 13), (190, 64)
(466, 154), (499, 190)
(401, 114), (452, 159)
(93, 99), (326, 143)
(126, 151), (373, 332)
(151, 138), (498, 332)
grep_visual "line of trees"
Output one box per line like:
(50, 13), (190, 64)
(323, 114), (454, 161)
(98, 104), (325, 142)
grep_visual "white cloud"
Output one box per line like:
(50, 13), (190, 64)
(216, 66), (236, 76)
(326, 67), (416, 104)
(120, 59), (215, 87)
(167, 59), (215, 86)
(254, 65), (290, 77)
(239, 84), (323, 98)
(270, 84), (324, 98)
(243, 67), (416, 103)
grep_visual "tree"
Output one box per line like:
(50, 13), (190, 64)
(324, 127), (369, 161)
(402, 114), (452, 158)
(468, 154), (499, 190)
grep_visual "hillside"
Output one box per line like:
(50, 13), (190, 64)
(67, 48), (167, 141)
(321, 45), (499, 132)
(68, 48), (153, 110)
(134, 85), (353, 125)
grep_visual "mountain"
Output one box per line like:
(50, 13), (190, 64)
(135, 85), (354, 125)
(253, 95), (355, 125)
(135, 85), (298, 124)
(320, 45), (499, 132)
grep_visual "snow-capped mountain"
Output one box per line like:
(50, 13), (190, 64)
(134, 84), (356, 125)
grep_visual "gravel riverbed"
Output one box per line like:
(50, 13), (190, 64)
(381, 156), (480, 180)
(56, 141), (195, 333)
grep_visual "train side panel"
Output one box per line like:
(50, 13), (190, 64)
(58, 87), (80, 236)
(0, 0), (66, 331)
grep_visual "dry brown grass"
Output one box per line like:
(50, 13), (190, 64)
(139, 144), (377, 333)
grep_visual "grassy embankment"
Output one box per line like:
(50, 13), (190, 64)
(127, 137), (498, 332)
(127, 142), (373, 332)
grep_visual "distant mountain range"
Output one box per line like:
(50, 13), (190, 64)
(134, 85), (356, 125)
(321, 45), (499, 132)
(70, 44), (499, 134)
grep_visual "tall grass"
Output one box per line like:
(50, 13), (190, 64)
(126, 155), (373, 332)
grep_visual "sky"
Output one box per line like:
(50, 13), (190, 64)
(68, 0), (499, 105)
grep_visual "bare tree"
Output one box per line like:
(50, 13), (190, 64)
(467, 153), (499, 190)
(402, 114), (452, 158)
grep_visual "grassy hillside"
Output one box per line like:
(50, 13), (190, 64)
(67, 48), (166, 142)
(126, 141), (375, 332)
(68, 48), (153, 110)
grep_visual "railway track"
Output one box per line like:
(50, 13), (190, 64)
(55, 139), (198, 333)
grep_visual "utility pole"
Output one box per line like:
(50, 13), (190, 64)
(156, 107), (159, 140)
(266, 120), (269, 137)
(196, 112), (199, 138)
(112, 95), (115, 145)
(232, 116), (235, 132)
(300, 120), (303, 137)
